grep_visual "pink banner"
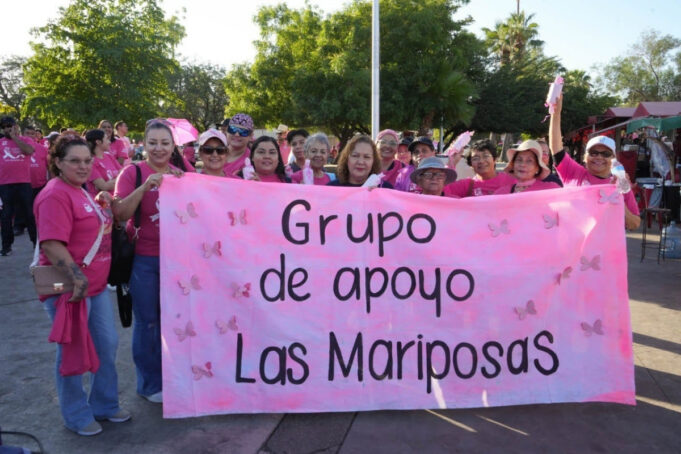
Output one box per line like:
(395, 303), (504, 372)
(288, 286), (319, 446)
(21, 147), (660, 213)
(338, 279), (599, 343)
(159, 174), (635, 418)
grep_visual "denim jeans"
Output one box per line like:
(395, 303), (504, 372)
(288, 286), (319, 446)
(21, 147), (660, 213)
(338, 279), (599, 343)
(0, 182), (37, 250)
(44, 290), (121, 432)
(129, 254), (162, 396)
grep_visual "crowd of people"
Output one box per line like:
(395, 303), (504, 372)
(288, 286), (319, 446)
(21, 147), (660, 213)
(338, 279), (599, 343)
(0, 93), (641, 437)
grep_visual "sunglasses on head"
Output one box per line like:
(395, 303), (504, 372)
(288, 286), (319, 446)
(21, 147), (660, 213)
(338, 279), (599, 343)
(200, 145), (227, 155)
(588, 149), (613, 158)
(227, 125), (252, 137)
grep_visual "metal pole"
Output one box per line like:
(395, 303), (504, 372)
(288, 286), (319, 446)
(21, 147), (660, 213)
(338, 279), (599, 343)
(371, 0), (380, 140)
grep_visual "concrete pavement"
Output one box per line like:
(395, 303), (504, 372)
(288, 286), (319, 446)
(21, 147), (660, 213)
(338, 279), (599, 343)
(0, 228), (679, 453)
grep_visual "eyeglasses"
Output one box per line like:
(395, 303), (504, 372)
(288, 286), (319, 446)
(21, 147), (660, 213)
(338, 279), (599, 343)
(588, 149), (613, 158)
(470, 153), (493, 162)
(421, 171), (447, 181)
(378, 140), (398, 147)
(62, 158), (93, 166)
(200, 146), (227, 155)
(227, 125), (252, 137)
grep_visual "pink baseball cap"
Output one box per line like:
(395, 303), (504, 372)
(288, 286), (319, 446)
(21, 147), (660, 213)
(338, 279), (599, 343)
(199, 129), (228, 146)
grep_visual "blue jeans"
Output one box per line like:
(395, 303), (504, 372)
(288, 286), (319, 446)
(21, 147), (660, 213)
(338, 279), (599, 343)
(44, 290), (121, 432)
(129, 254), (162, 396)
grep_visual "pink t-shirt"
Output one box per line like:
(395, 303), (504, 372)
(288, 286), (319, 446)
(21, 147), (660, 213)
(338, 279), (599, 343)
(291, 170), (331, 185)
(27, 138), (49, 188)
(444, 172), (516, 198)
(394, 165), (420, 193)
(34, 178), (113, 298)
(87, 154), (121, 195)
(223, 151), (249, 178)
(279, 142), (291, 163)
(557, 153), (639, 215)
(251, 173), (288, 183)
(493, 179), (561, 194)
(114, 161), (177, 257)
(182, 155), (196, 173)
(108, 139), (128, 161)
(183, 146), (196, 163)
(381, 160), (405, 187)
(0, 136), (32, 184)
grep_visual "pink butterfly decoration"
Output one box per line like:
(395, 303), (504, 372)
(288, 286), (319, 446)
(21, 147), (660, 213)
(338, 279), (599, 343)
(543, 213), (559, 229)
(174, 321), (196, 342)
(191, 362), (214, 380)
(514, 300), (537, 320)
(216, 316), (239, 334)
(555, 266), (573, 285)
(175, 202), (199, 224)
(581, 319), (604, 336)
(178, 275), (202, 295)
(488, 219), (510, 237)
(598, 189), (620, 205)
(202, 241), (222, 258)
(232, 282), (252, 298)
(580, 255), (601, 271)
(228, 210), (247, 226)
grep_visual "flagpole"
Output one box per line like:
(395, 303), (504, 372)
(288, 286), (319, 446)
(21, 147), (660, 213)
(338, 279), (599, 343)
(371, 0), (380, 140)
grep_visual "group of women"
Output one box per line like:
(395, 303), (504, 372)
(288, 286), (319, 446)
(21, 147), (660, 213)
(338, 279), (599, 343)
(34, 95), (640, 436)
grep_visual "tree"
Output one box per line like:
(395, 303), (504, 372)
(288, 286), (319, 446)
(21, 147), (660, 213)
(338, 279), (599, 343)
(163, 62), (229, 130)
(0, 56), (27, 118)
(22, 0), (185, 130)
(483, 11), (543, 66)
(599, 30), (681, 104)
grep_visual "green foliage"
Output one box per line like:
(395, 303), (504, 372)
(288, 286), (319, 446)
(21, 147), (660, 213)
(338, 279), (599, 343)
(163, 62), (229, 130)
(598, 30), (681, 104)
(0, 56), (27, 119)
(483, 11), (543, 66)
(22, 0), (185, 130)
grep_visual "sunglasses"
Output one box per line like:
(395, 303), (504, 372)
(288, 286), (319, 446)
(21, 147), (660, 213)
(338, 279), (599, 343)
(587, 149), (613, 158)
(200, 146), (227, 155)
(227, 125), (252, 137)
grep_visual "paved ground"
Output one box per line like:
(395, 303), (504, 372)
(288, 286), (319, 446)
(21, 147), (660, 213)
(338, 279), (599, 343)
(0, 227), (679, 454)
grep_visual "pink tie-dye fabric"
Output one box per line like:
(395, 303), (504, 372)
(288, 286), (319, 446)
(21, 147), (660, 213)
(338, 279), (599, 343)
(159, 174), (635, 418)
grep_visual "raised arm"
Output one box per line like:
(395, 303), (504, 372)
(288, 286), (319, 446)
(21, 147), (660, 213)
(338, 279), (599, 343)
(549, 94), (563, 155)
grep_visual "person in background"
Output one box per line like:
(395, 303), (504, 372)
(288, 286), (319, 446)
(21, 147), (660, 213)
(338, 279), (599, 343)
(35, 133), (129, 436)
(14, 125), (49, 236)
(0, 116), (36, 256)
(443, 139), (516, 198)
(238, 135), (290, 183)
(223, 113), (254, 177)
(410, 157), (457, 196)
(218, 118), (231, 138)
(396, 136), (414, 166)
(376, 129), (404, 187)
(98, 120), (125, 166)
(112, 119), (183, 404)
(275, 124), (290, 163)
(114, 121), (133, 160)
(494, 140), (560, 194)
(537, 139), (563, 186)
(327, 134), (392, 188)
(291, 132), (335, 185)
(182, 142), (197, 166)
(549, 95), (640, 230)
(287, 129), (310, 172)
(394, 136), (437, 193)
(85, 129), (120, 195)
(197, 129), (229, 177)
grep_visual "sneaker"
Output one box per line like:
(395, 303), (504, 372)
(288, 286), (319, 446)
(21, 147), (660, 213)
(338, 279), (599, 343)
(141, 391), (162, 403)
(76, 421), (103, 436)
(96, 408), (131, 423)
(0, 249), (11, 257)
(107, 284), (116, 291)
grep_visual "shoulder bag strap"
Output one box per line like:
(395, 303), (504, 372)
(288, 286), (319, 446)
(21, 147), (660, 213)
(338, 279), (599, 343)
(132, 164), (142, 239)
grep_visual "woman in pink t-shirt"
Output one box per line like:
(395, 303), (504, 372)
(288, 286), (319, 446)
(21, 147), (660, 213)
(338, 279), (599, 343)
(85, 129), (120, 195)
(291, 132), (334, 185)
(197, 129), (229, 177)
(35, 134), (129, 436)
(494, 140), (561, 194)
(549, 95), (641, 230)
(376, 129), (404, 187)
(112, 120), (182, 404)
(238, 135), (290, 183)
(99, 120), (126, 166)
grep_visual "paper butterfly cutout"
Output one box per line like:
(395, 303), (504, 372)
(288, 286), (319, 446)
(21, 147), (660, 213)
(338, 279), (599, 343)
(216, 316), (239, 334)
(555, 266), (573, 285)
(581, 319), (604, 336)
(175, 202), (198, 223)
(488, 219), (510, 237)
(228, 210), (247, 226)
(232, 282), (251, 298)
(580, 255), (601, 271)
(178, 275), (202, 295)
(514, 300), (537, 320)
(174, 321), (196, 342)
(543, 213), (559, 229)
(191, 362), (213, 380)
(202, 241), (222, 258)
(598, 189), (620, 205)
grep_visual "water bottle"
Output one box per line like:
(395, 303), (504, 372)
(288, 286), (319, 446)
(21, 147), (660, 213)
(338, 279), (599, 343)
(662, 221), (681, 259)
(302, 159), (314, 185)
(611, 159), (631, 193)
(242, 158), (255, 180)
(285, 165), (293, 179)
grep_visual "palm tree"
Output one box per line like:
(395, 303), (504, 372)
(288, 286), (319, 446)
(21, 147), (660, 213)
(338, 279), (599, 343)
(483, 11), (543, 65)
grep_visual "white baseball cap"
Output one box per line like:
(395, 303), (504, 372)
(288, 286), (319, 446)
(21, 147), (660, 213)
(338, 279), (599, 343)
(586, 136), (615, 154)
(199, 129), (228, 147)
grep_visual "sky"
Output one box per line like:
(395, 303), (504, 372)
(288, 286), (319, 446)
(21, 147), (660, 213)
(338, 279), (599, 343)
(4, 0), (681, 78)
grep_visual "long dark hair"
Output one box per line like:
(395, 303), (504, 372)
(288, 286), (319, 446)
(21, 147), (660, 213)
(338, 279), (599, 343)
(84, 129), (105, 154)
(170, 146), (187, 171)
(248, 135), (287, 181)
